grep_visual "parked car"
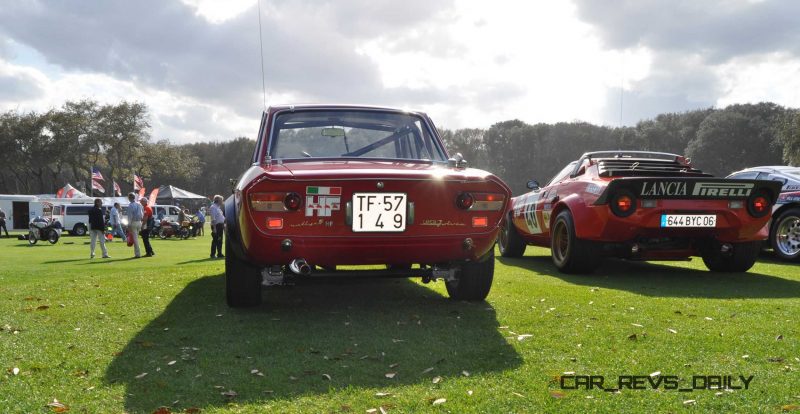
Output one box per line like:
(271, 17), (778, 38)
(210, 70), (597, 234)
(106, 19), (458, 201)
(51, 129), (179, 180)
(224, 105), (511, 307)
(498, 151), (782, 273)
(58, 204), (95, 236)
(727, 166), (800, 261)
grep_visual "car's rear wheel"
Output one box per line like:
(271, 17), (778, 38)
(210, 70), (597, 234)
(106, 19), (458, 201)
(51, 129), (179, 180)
(498, 213), (526, 258)
(551, 210), (602, 273)
(771, 207), (800, 261)
(701, 241), (761, 272)
(445, 250), (494, 301)
(225, 239), (262, 307)
(72, 224), (87, 237)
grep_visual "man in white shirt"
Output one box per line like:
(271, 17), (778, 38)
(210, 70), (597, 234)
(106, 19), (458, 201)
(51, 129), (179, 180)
(109, 202), (124, 240)
(209, 195), (225, 258)
(126, 192), (144, 258)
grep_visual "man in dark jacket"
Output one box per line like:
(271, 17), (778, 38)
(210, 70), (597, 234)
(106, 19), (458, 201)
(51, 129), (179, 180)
(0, 208), (8, 237)
(88, 198), (109, 259)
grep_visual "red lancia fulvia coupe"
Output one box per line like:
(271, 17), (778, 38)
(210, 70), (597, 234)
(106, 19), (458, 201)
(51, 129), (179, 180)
(498, 151), (782, 273)
(224, 105), (511, 307)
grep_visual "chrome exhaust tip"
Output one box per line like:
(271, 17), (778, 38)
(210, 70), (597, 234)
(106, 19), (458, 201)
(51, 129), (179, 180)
(289, 258), (312, 275)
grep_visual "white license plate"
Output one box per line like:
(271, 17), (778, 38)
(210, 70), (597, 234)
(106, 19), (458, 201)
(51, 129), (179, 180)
(660, 214), (717, 228)
(352, 193), (407, 232)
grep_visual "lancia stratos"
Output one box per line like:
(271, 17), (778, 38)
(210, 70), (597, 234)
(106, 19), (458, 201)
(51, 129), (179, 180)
(727, 166), (800, 261)
(498, 151), (782, 273)
(224, 105), (511, 307)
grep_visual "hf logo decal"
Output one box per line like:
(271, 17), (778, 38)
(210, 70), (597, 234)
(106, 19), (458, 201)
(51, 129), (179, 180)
(305, 186), (341, 217)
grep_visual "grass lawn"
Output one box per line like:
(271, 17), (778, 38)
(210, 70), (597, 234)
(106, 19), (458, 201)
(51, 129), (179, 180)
(0, 232), (798, 413)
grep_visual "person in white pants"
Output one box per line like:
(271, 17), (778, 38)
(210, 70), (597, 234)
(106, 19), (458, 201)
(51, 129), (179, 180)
(126, 192), (144, 258)
(88, 198), (109, 259)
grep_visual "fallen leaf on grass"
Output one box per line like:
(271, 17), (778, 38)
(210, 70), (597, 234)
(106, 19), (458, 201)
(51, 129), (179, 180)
(432, 376), (442, 384)
(550, 391), (565, 398)
(388, 363), (399, 369)
(421, 367), (434, 374)
(374, 392), (392, 397)
(46, 399), (69, 412)
(366, 409), (378, 414)
(152, 407), (171, 414)
(36, 305), (50, 311)
(517, 334), (533, 341)
(781, 404), (800, 411)
(667, 328), (677, 334)
(512, 392), (525, 398)
(650, 371), (661, 377)
(322, 374), (332, 381)
(467, 390), (473, 396)
(385, 372), (396, 379)
(683, 399), (696, 405)
(704, 317), (713, 321)
(742, 355), (749, 359)
(631, 323), (643, 328)
(627, 334), (638, 341)
(462, 370), (470, 377)
(220, 390), (238, 399)
(184, 408), (201, 414)
(776, 335), (784, 341)
(12, 367), (19, 375)
(768, 357), (785, 363)
(431, 398), (446, 405)
(379, 407), (389, 414)
(135, 372), (148, 379)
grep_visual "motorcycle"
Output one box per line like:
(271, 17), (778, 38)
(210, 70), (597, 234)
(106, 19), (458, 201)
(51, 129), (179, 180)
(28, 216), (62, 245)
(158, 218), (189, 239)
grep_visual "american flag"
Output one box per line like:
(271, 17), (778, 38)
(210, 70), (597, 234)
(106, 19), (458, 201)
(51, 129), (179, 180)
(92, 178), (106, 193)
(91, 167), (104, 181)
(113, 181), (122, 196)
(133, 174), (144, 191)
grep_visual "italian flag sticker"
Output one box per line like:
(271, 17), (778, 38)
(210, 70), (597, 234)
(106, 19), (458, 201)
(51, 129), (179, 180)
(306, 186), (342, 195)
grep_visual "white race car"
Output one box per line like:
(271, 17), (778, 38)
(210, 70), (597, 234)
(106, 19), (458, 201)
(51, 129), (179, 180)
(727, 166), (800, 261)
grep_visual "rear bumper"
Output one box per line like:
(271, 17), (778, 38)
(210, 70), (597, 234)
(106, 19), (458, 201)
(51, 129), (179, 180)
(575, 205), (770, 243)
(239, 230), (499, 267)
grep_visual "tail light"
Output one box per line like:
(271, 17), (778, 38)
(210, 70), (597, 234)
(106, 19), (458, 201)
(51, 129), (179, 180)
(456, 192), (474, 210)
(284, 192), (302, 211)
(472, 193), (506, 211)
(249, 192), (302, 212)
(456, 192), (505, 211)
(747, 192), (771, 218)
(472, 216), (488, 227)
(610, 191), (636, 217)
(267, 218), (284, 229)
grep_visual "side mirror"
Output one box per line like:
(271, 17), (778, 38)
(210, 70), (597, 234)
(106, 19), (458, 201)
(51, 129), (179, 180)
(526, 180), (540, 190)
(447, 152), (468, 169)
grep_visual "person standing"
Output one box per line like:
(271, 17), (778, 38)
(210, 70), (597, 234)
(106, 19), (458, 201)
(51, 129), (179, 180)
(209, 195), (225, 258)
(0, 208), (8, 237)
(109, 202), (125, 240)
(196, 207), (205, 236)
(127, 192), (143, 258)
(140, 198), (155, 257)
(88, 199), (110, 259)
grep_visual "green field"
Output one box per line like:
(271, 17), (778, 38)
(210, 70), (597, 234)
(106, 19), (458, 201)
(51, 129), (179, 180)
(0, 233), (798, 413)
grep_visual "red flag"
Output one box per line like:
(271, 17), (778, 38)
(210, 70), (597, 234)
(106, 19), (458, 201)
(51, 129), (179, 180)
(113, 181), (122, 196)
(92, 179), (105, 193)
(138, 187), (146, 199)
(56, 188), (64, 198)
(148, 188), (159, 206)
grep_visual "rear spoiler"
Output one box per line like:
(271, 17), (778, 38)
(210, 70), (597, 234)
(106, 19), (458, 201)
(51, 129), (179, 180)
(594, 178), (783, 205)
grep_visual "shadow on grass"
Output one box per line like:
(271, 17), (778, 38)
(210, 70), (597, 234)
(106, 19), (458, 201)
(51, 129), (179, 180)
(104, 275), (520, 412)
(498, 255), (800, 299)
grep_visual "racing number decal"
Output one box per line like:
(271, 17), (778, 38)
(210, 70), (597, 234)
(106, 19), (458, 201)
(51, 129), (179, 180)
(524, 201), (541, 234)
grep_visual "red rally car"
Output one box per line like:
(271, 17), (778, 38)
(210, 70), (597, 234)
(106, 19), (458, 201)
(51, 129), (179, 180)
(498, 151), (782, 273)
(225, 105), (511, 307)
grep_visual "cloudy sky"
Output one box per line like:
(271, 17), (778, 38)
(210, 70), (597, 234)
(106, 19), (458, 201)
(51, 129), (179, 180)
(1, 0), (799, 143)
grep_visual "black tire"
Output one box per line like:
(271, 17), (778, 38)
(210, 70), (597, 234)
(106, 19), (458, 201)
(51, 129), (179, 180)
(225, 238), (262, 307)
(770, 207), (800, 261)
(550, 210), (602, 273)
(73, 224), (87, 237)
(179, 228), (190, 239)
(498, 214), (526, 257)
(158, 228), (168, 239)
(701, 241), (762, 272)
(47, 229), (59, 244)
(28, 231), (37, 245)
(445, 250), (495, 301)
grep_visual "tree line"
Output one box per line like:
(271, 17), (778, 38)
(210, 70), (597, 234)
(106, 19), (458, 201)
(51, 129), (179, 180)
(0, 100), (254, 197)
(1, 100), (799, 197)
(441, 102), (800, 194)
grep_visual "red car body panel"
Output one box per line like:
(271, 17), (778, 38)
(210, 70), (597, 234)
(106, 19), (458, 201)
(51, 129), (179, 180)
(232, 105), (511, 268)
(509, 154), (782, 261)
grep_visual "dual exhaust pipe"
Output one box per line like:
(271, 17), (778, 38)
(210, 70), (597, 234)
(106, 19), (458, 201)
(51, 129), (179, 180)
(289, 258), (312, 275)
